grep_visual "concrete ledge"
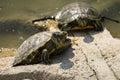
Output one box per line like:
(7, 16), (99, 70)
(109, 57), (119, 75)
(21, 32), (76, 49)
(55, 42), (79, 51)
(0, 29), (120, 80)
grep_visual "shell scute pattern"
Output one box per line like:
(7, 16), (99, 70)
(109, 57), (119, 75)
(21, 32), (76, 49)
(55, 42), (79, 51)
(13, 32), (71, 66)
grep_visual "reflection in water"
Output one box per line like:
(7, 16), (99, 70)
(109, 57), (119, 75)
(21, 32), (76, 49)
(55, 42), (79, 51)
(0, 20), (39, 48)
(0, 0), (120, 48)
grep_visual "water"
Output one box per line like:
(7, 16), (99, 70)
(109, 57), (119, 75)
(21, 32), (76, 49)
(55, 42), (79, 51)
(0, 20), (39, 48)
(0, 0), (120, 48)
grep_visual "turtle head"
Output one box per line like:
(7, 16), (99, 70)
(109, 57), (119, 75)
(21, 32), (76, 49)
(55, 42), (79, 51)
(52, 31), (71, 48)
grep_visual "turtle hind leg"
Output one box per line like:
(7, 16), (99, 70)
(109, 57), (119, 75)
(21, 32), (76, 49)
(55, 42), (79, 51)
(93, 21), (104, 31)
(41, 49), (51, 64)
(32, 16), (55, 23)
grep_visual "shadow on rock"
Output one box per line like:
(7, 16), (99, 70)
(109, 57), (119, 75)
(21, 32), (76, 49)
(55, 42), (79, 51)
(68, 30), (102, 43)
(83, 31), (94, 43)
(51, 47), (75, 70)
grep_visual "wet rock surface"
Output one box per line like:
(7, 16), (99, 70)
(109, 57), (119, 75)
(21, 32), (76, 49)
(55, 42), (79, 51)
(0, 29), (120, 80)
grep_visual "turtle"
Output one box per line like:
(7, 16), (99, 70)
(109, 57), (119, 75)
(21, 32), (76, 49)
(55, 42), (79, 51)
(32, 2), (119, 32)
(13, 31), (71, 66)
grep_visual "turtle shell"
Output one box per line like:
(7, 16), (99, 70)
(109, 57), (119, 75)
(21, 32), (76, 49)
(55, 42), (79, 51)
(55, 2), (99, 22)
(13, 31), (53, 66)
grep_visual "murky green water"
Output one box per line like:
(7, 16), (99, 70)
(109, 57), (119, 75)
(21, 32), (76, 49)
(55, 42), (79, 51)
(0, 0), (120, 48)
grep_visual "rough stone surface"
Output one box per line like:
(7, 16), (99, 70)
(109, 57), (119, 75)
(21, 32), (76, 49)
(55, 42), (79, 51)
(0, 29), (120, 80)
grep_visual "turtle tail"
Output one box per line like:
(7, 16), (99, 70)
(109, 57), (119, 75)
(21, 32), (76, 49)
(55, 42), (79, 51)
(101, 16), (119, 23)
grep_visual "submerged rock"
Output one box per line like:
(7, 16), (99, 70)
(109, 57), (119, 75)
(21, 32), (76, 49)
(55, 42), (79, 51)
(0, 29), (120, 80)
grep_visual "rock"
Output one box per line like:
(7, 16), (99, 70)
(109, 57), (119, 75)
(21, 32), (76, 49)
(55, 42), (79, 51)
(0, 48), (16, 58)
(33, 20), (61, 32)
(0, 29), (120, 80)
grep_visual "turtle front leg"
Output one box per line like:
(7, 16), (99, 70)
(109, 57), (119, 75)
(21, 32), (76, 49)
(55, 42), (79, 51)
(41, 49), (51, 64)
(32, 16), (55, 23)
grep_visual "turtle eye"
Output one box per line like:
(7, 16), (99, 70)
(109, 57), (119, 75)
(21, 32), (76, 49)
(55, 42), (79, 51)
(62, 31), (68, 38)
(53, 32), (63, 38)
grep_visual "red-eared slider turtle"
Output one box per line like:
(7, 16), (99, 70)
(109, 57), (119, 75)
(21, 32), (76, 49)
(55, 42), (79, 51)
(13, 31), (71, 66)
(32, 2), (119, 31)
